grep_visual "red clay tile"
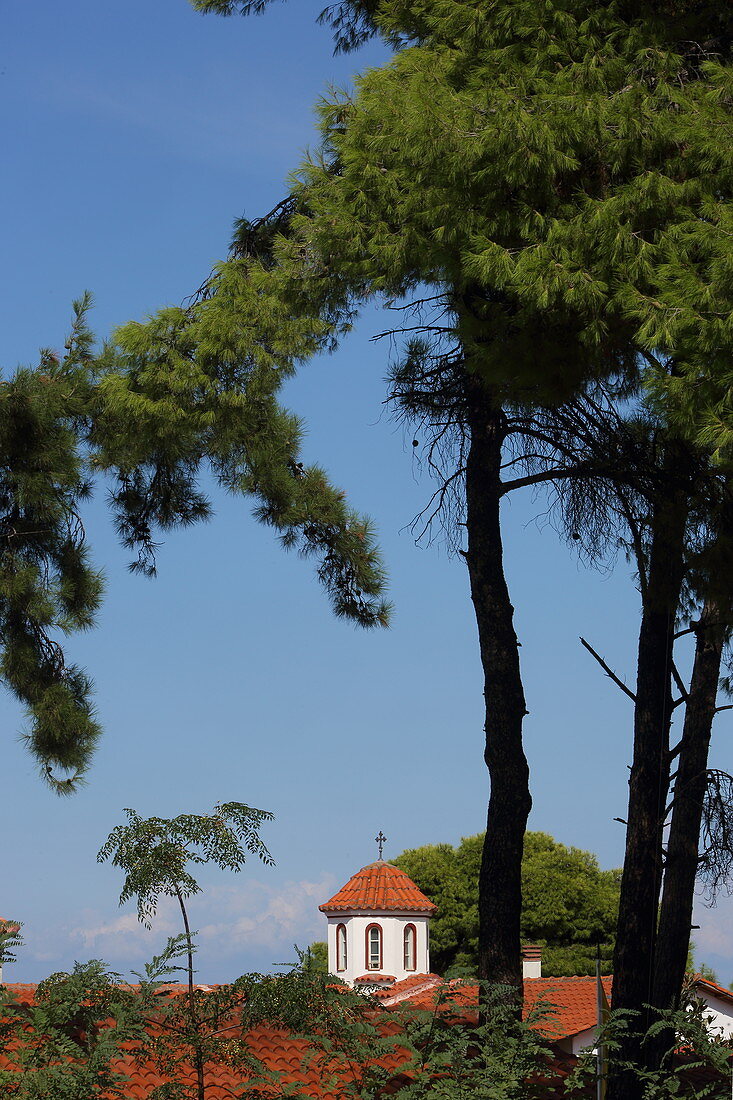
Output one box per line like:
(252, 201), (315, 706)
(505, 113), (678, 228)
(4, 973), (723, 1097)
(319, 862), (437, 914)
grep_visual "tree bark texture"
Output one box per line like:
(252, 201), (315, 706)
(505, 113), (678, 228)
(608, 492), (688, 1100)
(653, 602), (724, 1009)
(464, 378), (532, 996)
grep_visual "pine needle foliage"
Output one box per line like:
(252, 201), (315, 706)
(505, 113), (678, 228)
(186, 0), (733, 442)
(0, 294), (102, 793)
(95, 249), (390, 627)
(0, 263), (389, 787)
(282, 1), (730, 406)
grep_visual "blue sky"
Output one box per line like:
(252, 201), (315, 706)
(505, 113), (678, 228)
(2, 0), (732, 984)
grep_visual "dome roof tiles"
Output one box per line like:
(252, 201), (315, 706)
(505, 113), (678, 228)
(319, 860), (437, 914)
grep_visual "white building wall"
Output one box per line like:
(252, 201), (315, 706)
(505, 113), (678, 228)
(697, 991), (733, 1039)
(570, 1026), (598, 1057)
(567, 990), (733, 1054)
(326, 911), (430, 986)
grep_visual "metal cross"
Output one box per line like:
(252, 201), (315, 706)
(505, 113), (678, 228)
(375, 831), (387, 860)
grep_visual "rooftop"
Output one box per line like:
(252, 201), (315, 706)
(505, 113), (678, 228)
(319, 860), (437, 914)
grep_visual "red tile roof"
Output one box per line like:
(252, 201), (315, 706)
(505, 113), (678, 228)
(375, 974), (443, 1005)
(319, 861), (437, 914)
(114, 1021), (400, 1099)
(0, 986), (406, 1099)
(1, 983), (34, 1005)
(2, 976), (727, 1097)
(525, 977), (613, 1041)
(380, 975), (614, 1041)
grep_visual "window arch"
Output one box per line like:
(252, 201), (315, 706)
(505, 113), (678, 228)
(403, 924), (417, 971)
(336, 924), (348, 972)
(365, 924), (382, 970)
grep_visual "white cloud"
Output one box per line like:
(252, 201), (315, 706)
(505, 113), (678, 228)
(50, 874), (336, 975)
(197, 874), (335, 953)
(67, 898), (179, 963)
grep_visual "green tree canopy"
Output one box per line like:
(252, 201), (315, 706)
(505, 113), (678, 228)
(394, 832), (620, 978)
(175, 0), (733, 1003)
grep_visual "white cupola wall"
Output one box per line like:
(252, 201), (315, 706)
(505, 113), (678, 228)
(319, 859), (436, 989)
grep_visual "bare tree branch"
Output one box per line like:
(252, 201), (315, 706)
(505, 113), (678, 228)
(580, 636), (637, 702)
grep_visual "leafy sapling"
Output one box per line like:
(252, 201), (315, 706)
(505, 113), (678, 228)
(0, 919), (23, 984)
(98, 802), (274, 1100)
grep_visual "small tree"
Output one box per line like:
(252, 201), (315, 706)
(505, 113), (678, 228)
(0, 920), (23, 986)
(98, 802), (274, 1100)
(300, 941), (329, 976)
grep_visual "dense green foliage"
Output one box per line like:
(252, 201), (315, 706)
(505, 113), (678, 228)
(0, 297), (103, 792)
(253, 0), (728, 411)
(0, 960), (141, 1099)
(390, 982), (555, 1100)
(394, 832), (620, 977)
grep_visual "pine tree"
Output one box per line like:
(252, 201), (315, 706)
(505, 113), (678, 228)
(177, 0), (732, 1010)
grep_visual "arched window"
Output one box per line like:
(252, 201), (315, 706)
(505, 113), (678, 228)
(336, 924), (348, 972)
(365, 924), (382, 970)
(403, 924), (416, 971)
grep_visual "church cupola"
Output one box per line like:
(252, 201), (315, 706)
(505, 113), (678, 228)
(319, 836), (436, 988)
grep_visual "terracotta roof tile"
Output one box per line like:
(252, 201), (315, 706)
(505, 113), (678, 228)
(377, 974), (443, 1005)
(2, 976), (614, 1042)
(319, 861), (437, 914)
(0, 986), (407, 1099)
(2, 983), (36, 1004)
(380, 975), (614, 1041)
(1, 976), (726, 1096)
(525, 976), (613, 1040)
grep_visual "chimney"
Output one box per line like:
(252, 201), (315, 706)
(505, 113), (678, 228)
(521, 944), (542, 979)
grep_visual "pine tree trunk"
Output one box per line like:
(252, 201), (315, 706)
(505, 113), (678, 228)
(607, 492), (688, 1100)
(652, 601), (724, 1017)
(464, 378), (531, 997)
